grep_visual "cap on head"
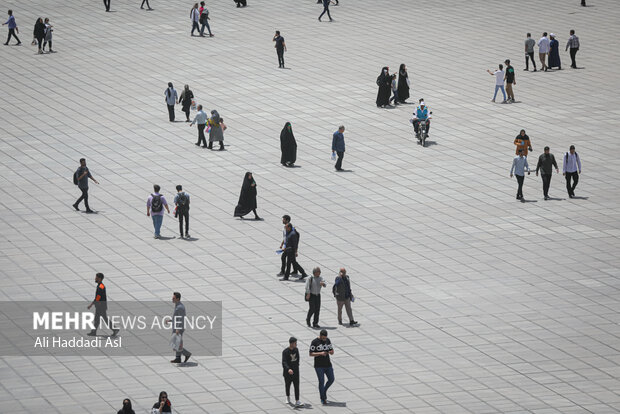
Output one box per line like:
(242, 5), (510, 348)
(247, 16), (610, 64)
(544, 146), (550, 151)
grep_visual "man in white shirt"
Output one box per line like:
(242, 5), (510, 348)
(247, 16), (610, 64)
(190, 104), (208, 147)
(563, 145), (582, 198)
(538, 32), (550, 71)
(487, 64), (506, 103)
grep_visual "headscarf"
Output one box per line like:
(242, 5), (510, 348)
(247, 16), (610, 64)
(166, 82), (173, 98)
(118, 399), (135, 414)
(399, 63), (407, 76)
(210, 110), (221, 125)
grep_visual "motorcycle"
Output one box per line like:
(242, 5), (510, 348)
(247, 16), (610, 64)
(413, 112), (432, 147)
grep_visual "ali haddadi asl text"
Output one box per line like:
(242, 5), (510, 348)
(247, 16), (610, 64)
(34, 336), (121, 349)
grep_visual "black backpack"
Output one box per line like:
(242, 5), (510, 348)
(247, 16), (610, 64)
(73, 170), (79, 185)
(177, 192), (189, 210)
(151, 194), (163, 212)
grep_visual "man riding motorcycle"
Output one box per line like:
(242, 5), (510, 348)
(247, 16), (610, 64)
(412, 99), (431, 140)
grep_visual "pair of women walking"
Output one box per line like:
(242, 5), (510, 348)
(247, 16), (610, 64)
(376, 64), (410, 107)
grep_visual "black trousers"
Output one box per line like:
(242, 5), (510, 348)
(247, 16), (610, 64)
(335, 151), (344, 170)
(178, 209), (189, 236)
(525, 52), (536, 70)
(284, 373), (300, 400)
(167, 104), (175, 121)
(93, 304), (110, 331)
(277, 48), (285, 67)
(280, 250), (287, 273)
(197, 124), (206, 146)
(565, 172), (579, 195)
(141, 0), (150, 7)
(307, 294), (321, 325)
(541, 174), (552, 197)
(285, 250), (305, 278)
(319, 6), (332, 20)
(6, 28), (20, 44)
(43, 39), (52, 50)
(516, 174), (524, 198)
(103, 0), (111, 11)
(570, 48), (578, 68)
(36, 36), (44, 50)
(183, 107), (190, 121)
(75, 187), (90, 210)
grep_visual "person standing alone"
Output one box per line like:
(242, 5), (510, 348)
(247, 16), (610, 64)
(566, 29), (580, 69)
(524, 33), (536, 71)
(331, 125), (346, 171)
(2, 9), (21, 45)
(563, 145), (582, 198)
(310, 329), (335, 405)
(536, 146), (559, 200)
(147, 184), (170, 239)
(174, 185), (190, 239)
(170, 292), (192, 363)
(87, 273), (119, 337)
(273, 30), (287, 68)
(332, 268), (357, 326)
(305, 267), (325, 328)
(73, 158), (99, 213)
(164, 82), (178, 122)
(282, 337), (304, 407)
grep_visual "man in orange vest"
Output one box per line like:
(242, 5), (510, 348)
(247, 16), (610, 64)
(87, 273), (119, 337)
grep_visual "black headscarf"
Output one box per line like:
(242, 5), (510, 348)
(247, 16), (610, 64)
(234, 172), (257, 217)
(376, 67), (391, 107)
(118, 399), (135, 414)
(397, 63), (410, 102)
(280, 122), (297, 165)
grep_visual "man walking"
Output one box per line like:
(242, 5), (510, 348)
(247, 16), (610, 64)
(174, 185), (190, 238)
(103, 0), (111, 12)
(73, 158), (99, 213)
(510, 149), (530, 200)
(282, 337), (303, 407)
(2, 10), (21, 45)
(147, 184), (170, 239)
(318, 0), (334, 22)
(487, 64), (506, 103)
(170, 292), (192, 363)
(87, 273), (119, 337)
(278, 215), (292, 277)
(273, 30), (287, 68)
(283, 223), (308, 280)
(332, 268), (357, 326)
(190, 104), (208, 147)
(524, 33), (536, 71)
(566, 29), (580, 69)
(306, 267), (326, 328)
(331, 125), (346, 171)
(536, 146), (559, 200)
(563, 145), (582, 198)
(504, 59), (516, 102)
(310, 329), (335, 405)
(538, 32), (550, 71)
(164, 82), (178, 122)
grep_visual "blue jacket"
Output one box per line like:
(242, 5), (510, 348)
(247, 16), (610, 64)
(332, 131), (345, 152)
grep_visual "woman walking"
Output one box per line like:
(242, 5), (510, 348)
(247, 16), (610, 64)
(375, 66), (391, 107)
(190, 3), (200, 36)
(397, 64), (410, 103)
(178, 85), (194, 122)
(234, 172), (260, 220)
(33, 17), (45, 54)
(164, 82), (178, 122)
(280, 122), (297, 167)
(42, 18), (54, 53)
(207, 110), (226, 150)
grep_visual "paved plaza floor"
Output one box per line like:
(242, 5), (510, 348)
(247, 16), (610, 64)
(1, 0), (620, 412)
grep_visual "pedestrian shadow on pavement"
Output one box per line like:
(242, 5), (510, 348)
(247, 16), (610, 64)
(546, 197), (564, 201)
(571, 196), (589, 200)
(324, 401), (347, 407)
(81, 210), (100, 214)
(520, 199), (538, 203)
(422, 140), (438, 147)
(335, 169), (353, 173)
(176, 362), (198, 368)
(312, 326), (337, 331)
(157, 236), (176, 240)
(183, 236), (199, 241)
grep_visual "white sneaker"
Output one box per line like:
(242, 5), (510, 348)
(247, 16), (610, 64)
(295, 401), (303, 407)
(285, 396), (291, 405)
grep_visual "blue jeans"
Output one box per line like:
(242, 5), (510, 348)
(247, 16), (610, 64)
(493, 85), (506, 101)
(200, 21), (212, 36)
(315, 367), (335, 401)
(191, 21), (200, 35)
(152, 214), (163, 236)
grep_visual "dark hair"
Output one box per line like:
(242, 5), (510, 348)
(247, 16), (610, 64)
(289, 336), (297, 344)
(544, 146), (550, 150)
(275, 30), (280, 35)
(96, 273), (104, 280)
(197, 104), (202, 110)
(320, 329), (328, 337)
(282, 215), (291, 222)
(8, 10), (12, 15)
(176, 185), (182, 191)
(527, 32), (531, 37)
(520, 129), (526, 134)
(173, 292), (181, 300)
(504, 59), (510, 64)
(153, 184), (160, 193)
(570, 29), (575, 35)
(200, 1), (205, 5)
(120, 399), (134, 414)
(569, 145), (575, 150)
(419, 98), (424, 103)
(543, 32), (547, 36)
(499, 63), (504, 70)
(168, 82), (173, 88)
(158, 391), (171, 407)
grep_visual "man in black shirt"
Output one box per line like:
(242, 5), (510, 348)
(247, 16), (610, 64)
(273, 31), (287, 69)
(504, 59), (516, 103)
(282, 337), (303, 407)
(310, 330), (335, 405)
(87, 273), (118, 337)
(536, 146), (559, 200)
(73, 158), (99, 213)
(283, 223), (308, 280)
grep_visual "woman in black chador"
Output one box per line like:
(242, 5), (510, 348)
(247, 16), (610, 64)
(375, 66), (391, 107)
(234, 172), (260, 219)
(397, 63), (410, 103)
(280, 122), (297, 167)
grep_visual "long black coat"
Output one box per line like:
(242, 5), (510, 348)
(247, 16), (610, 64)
(280, 123), (297, 165)
(234, 173), (257, 217)
(376, 69), (391, 107)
